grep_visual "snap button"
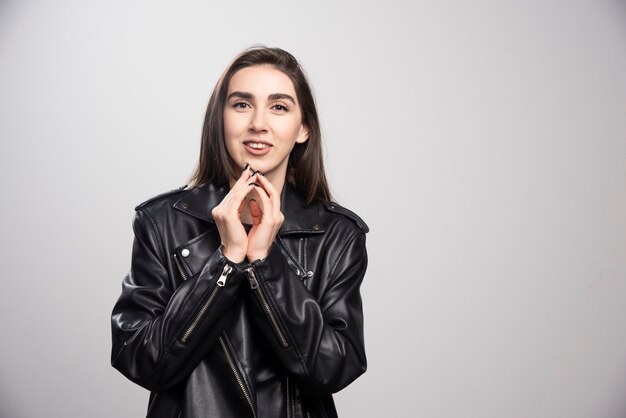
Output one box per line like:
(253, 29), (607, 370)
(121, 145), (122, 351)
(307, 271), (314, 277)
(181, 248), (190, 257)
(180, 202), (189, 209)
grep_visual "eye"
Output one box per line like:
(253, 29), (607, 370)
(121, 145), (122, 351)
(272, 103), (289, 112)
(232, 101), (250, 110)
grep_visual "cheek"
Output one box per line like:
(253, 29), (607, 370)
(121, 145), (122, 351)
(274, 116), (302, 139)
(223, 112), (243, 158)
(223, 111), (239, 139)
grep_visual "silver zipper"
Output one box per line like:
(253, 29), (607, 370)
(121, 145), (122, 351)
(300, 238), (313, 281)
(217, 263), (231, 286)
(219, 336), (257, 418)
(173, 253), (188, 280)
(277, 236), (307, 278)
(302, 238), (309, 273)
(179, 264), (232, 344)
(298, 238), (303, 267)
(286, 376), (292, 418)
(246, 267), (289, 348)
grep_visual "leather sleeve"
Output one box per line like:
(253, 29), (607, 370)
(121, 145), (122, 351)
(110, 209), (245, 392)
(245, 230), (368, 396)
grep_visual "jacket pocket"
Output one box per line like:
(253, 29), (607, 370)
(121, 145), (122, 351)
(276, 236), (309, 279)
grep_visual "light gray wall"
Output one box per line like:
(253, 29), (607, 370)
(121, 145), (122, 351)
(1, 1), (625, 417)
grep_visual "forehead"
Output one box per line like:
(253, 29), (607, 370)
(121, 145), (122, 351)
(228, 64), (297, 98)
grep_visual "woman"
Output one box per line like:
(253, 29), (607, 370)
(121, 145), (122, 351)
(111, 46), (369, 418)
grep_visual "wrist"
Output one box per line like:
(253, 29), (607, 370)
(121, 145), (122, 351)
(222, 245), (246, 264)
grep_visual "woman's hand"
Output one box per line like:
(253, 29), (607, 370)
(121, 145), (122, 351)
(211, 167), (257, 263)
(246, 173), (284, 262)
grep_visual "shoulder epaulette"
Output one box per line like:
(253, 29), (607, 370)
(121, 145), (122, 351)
(134, 185), (188, 210)
(323, 201), (369, 233)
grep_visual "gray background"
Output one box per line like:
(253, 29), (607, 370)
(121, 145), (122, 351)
(1, 0), (625, 417)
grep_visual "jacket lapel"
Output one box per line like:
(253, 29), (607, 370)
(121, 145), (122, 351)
(172, 183), (228, 222)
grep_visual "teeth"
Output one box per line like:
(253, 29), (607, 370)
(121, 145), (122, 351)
(248, 142), (269, 149)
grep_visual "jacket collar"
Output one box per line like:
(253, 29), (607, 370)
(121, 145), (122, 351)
(173, 182), (325, 236)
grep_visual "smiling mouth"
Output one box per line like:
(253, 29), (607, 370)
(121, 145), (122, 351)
(244, 141), (272, 149)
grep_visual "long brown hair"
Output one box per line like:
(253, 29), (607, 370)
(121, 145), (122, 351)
(188, 46), (331, 205)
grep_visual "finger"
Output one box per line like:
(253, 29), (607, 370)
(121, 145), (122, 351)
(225, 180), (257, 216)
(229, 173), (258, 201)
(249, 199), (263, 225)
(254, 174), (281, 213)
(218, 174), (257, 217)
(252, 172), (274, 197)
(252, 183), (273, 217)
(231, 164), (254, 190)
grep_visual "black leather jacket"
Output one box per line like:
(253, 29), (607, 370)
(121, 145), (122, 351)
(111, 182), (369, 418)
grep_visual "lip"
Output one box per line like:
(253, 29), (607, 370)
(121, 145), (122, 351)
(243, 139), (273, 156)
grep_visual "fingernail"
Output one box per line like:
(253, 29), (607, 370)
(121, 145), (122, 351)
(248, 182), (260, 187)
(243, 163), (249, 170)
(256, 170), (264, 176)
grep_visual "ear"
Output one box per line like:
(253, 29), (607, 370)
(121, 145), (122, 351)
(295, 124), (310, 144)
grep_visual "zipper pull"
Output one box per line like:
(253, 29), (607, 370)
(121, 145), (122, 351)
(246, 267), (259, 289)
(217, 264), (233, 287)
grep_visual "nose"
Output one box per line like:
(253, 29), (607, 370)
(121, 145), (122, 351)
(249, 108), (268, 132)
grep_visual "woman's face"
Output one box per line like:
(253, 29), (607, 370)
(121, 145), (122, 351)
(223, 64), (309, 184)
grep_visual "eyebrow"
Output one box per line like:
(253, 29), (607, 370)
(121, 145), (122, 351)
(268, 93), (296, 104)
(227, 91), (296, 104)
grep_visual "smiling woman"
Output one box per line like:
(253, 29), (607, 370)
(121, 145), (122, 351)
(110, 46), (369, 418)
(223, 64), (309, 203)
